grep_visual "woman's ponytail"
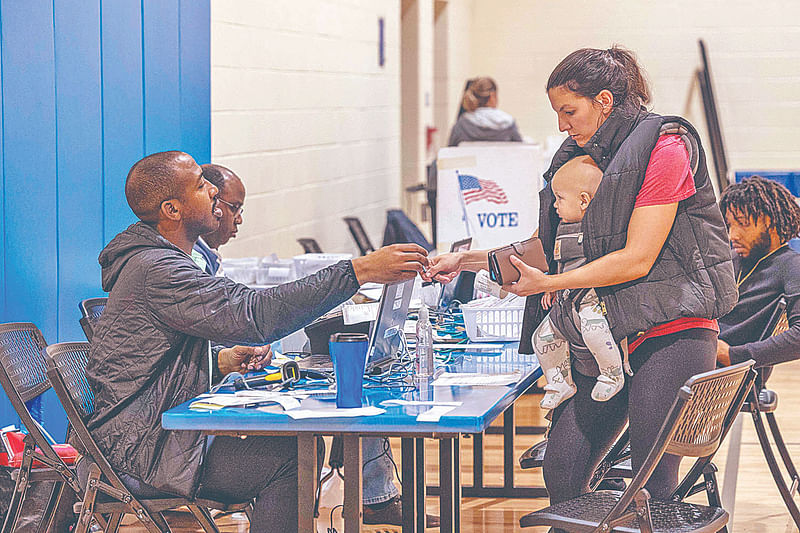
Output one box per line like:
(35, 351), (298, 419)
(461, 76), (498, 113)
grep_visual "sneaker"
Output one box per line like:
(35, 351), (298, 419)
(540, 381), (577, 410)
(363, 496), (440, 528)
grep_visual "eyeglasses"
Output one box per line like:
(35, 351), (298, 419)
(216, 197), (244, 217)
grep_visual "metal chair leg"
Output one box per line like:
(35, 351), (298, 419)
(1, 438), (36, 533)
(148, 511), (173, 532)
(36, 480), (66, 533)
(633, 489), (654, 533)
(702, 463), (723, 508)
(702, 462), (730, 533)
(76, 464), (102, 533)
(105, 513), (124, 533)
(751, 409), (800, 528)
(766, 412), (800, 489)
(187, 504), (220, 533)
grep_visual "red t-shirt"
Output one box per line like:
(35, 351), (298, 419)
(627, 135), (717, 352)
(635, 135), (696, 207)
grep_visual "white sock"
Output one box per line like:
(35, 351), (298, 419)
(591, 367), (624, 402)
(540, 368), (577, 410)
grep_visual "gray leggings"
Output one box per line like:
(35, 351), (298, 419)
(542, 328), (717, 503)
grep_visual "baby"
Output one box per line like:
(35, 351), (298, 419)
(533, 155), (627, 409)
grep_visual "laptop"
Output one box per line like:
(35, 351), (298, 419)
(365, 277), (414, 373)
(438, 237), (472, 309)
(297, 277), (415, 374)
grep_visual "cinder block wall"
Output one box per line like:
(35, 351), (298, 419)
(211, 0), (401, 258)
(465, 0), (800, 178)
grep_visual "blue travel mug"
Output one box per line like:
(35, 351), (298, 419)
(329, 333), (369, 408)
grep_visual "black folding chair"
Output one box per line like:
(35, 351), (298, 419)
(520, 359), (756, 532)
(46, 342), (252, 533)
(343, 216), (375, 256)
(77, 297), (107, 342)
(724, 296), (800, 527)
(521, 395), (737, 515)
(0, 323), (83, 532)
(297, 238), (323, 254)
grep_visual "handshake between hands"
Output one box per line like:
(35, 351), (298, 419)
(349, 243), (546, 291)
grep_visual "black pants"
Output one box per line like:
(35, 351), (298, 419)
(542, 328), (717, 503)
(109, 435), (323, 533)
(196, 435), (322, 533)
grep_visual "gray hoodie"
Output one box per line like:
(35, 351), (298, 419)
(448, 107), (523, 147)
(87, 222), (359, 497)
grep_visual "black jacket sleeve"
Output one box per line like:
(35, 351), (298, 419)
(144, 257), (360, 346)
(729, 293), (800, 368)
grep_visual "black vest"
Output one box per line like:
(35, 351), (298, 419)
(520, 108), (737, 348)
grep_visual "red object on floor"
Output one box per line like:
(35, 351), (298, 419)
(0, 430), (77, 468)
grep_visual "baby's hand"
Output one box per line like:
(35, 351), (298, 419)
(541, 291), (557, 309)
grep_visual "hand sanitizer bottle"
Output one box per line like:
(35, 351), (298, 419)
(415, 304), (434, 380)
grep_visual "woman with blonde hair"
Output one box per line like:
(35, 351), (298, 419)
(447, 76), (522, 146)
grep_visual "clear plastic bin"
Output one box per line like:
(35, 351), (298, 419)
(256, 258), (296, 286)
(220, 257), (259, 283)
(223, 266), (257, 284)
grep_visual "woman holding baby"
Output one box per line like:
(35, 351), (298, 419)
(424, 46), (737, 503)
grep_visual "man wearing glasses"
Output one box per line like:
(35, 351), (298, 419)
(190, 162), (437, 526)
(192, 163), (244, 276)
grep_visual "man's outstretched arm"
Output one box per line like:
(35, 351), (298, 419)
(146, 243), (428, 347)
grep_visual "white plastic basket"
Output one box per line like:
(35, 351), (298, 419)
(461, 295), (525, 341)
(293, 253), (352, 279)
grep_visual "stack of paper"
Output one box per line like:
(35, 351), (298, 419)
(417, 405), (458, 422)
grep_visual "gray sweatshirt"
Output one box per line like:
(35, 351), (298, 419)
(448, 107), (522, 147)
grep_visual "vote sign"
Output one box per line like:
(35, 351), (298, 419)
(436, 143), (547, 250)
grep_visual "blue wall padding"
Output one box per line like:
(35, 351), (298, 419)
(0, 0), (211, 439)
(735, 171), (800, 197)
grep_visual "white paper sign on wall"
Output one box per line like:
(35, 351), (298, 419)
(436, 143), (548, 251)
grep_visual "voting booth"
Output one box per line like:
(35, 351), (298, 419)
(436, 143), (549, 250)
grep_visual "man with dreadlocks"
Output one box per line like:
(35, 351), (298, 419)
(717, 175), (800, 368)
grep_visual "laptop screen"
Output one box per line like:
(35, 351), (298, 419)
(438, 237), (472, 309)
(366, 278), (415, 370)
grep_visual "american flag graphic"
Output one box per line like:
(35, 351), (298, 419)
(457, 172), (509, 205)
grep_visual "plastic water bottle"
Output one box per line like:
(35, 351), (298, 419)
(415, 305), (434, 380)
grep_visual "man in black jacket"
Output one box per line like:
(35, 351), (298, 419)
(87, 151), (429, 532)
(717, 176), (800, 368)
